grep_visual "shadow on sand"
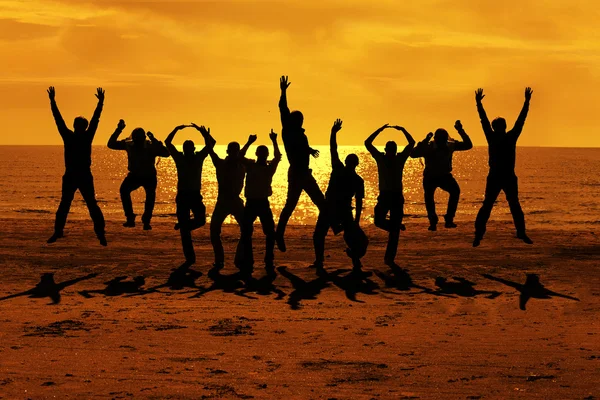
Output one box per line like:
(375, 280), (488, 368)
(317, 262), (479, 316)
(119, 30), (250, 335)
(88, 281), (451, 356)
(0, 273), (97, 304)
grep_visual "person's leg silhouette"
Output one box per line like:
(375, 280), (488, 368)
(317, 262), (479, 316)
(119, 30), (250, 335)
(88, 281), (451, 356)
(276, 171), (304, 251)
(258, 201), (276, 268)
(439, 175), (460, 228)
(503, 175), (531, 243)
(210, 201), (230, 267)
(176, 194), (195, 264)
(141, 176), (157, 230)
(79, 174), (106, 245)
(120, 174), (141, 227)
(49, 174), (78, 242)
(423, 177), (439, 230)
(474, 175), (502, 246)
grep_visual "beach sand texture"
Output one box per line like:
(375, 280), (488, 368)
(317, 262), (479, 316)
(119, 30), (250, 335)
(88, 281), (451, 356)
(0, 218), (598, 399)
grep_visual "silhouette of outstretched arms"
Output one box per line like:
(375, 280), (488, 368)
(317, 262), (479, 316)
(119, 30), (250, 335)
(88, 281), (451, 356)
(165, 125), (189, 159)
(510, 87), (533, 139)
(87, 87), (105, 138)
(240, 134), (257, 158)
(107, 119), (127, 150)
(330, 118), (343, 168)
(279, 75), (291, 125)
(410, 132), (433, 158)
(147, 131), (170, 157)
(364, 124), (389, 157)
(47, 86), (70, 138)
(392, 126), (415, 157)
(270, 129), (282, 163)
(453, 120), (473, 151)
(475, 88), (493, 139)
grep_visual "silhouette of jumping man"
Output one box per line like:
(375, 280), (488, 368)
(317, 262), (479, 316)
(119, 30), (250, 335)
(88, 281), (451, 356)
(275, 76), (325, 252)
(239, 129), (282, 275)
(411, 120), (473, 231)
(107, 119), (170, 230)
(313, 119), (368, 274)
(473, 87), (533, 247)
(46, 86), (107, 246)
(165, 123), (213, 266)
(205, 131), (253, 269)
(365, 124), (415, 265)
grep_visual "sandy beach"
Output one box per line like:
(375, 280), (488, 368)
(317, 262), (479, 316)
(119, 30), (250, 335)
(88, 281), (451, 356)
(0, 217), (598, 399)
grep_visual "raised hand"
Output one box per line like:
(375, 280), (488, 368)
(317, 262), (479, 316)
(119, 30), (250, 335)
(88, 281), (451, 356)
(47, 86), (56, 100)
(310, 148), (320, 158)
(269, 129), (277, 141)
(332, 118), (343, 134)
(248, 134), (258, 144)
(475, 88), (485, 102)
(280, 75), (291, 91)
(379, 123), (390, 132)
(391, 125), (405, 132)
(95, 87), (105, 102)
(198, 125), (210, 136)
(454, 120), (463, 131)
(175, 124), (189, 131)
(525, 87), (533, 101)
(147, 131), (155, 140)
(426, 132), (434, 141)
(117, 119), (126, 131)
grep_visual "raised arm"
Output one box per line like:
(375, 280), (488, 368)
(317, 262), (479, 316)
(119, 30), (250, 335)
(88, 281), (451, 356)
(87, 87), (105, 138)
(392, 126), (415, 157)
(475, 88), (493, 140)
(190, 123), (216, 158)
(411, 132), (433, 158)
(364, 124), (389, 157)
(269, 129), (282, 165)
(279, 75), (291, 125)
(165, 125), (188, 158)
(147, 131), (170, 157)
(453, 120), (473, 151)
(240, 134), (257, 158)
(107, 119), (127, 150)
(330, 118), (343, 168)
(47, 86), (70, 138)
(510, 87), (532, 139)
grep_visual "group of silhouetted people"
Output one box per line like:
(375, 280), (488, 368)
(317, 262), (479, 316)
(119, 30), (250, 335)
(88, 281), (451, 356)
(46, 78), (534, 277)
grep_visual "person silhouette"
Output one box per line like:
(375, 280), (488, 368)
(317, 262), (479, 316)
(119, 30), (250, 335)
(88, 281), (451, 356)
(275, 76), (325, 252)
(205, 131), (253, 270)
(365, 124), (415, 265)
(473, 87), (533, 247)
(165, 123), (213, 266)
(239, 129), (282, 276)
(313, 119), (368, 274)
(411, 120), (473, 231)
(46, 86), (107, 246)
(107, 120), (170, 230)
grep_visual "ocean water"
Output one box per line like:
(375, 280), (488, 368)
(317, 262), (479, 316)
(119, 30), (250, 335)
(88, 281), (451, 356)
(0, 146), (599, 230)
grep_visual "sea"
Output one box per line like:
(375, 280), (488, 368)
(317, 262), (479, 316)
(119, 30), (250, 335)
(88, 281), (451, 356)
(1, 146), (599, 230)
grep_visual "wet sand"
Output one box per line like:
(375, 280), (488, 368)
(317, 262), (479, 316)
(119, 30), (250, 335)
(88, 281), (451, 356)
(0, 218), (598, 399)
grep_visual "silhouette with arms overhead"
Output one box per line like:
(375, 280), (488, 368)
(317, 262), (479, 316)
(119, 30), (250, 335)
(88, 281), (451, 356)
(0, 272), (97, 304)
(411, 120), (473, 231)
(204, 130), (251, 271)
(275, 75), (325, 252)
(46, 86), (107, 246)
(313, 119), (369, 275)
(165, 123), (213, 267)
(107, 120), (170, 230)
(482, 273), (579, 310)
(473, 87), (534, 247)
(365, 124), (415, 265)
(239, 129), (282, 276)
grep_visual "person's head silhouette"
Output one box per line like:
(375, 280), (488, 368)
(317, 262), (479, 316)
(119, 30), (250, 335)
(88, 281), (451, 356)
(183, 140), (195, 156)
(73, 116), (89, 133)
(256, 145), (269, 163)
(491, 117), (507, 134)
(345, 153), (359, 171)
(131, 128), (146, 147)
(227, 142), (240, 158)
(384, 141), (397, 156)
(434, 128), (449, 147)
(289, 110), (304, 129)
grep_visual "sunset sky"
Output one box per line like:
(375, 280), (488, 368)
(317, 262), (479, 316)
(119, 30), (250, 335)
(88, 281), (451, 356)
(1, 0), (598, 147)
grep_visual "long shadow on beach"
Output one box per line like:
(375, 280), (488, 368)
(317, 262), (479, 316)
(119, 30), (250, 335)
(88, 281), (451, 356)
(238, 271), (287, 300)
(374, 262), (439, 296)
(326, 268), (380, 303)
(79, 276), (147, 298)
(0, 273), (97, 304)
(191, 265), (250, 299)
(277, 266), (338, 310)
(431, 276), (502, 299)
(482, 273), (579, 310)
(125, 267), (204, 298)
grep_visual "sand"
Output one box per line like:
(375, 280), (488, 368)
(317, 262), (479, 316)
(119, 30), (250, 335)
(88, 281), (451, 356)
(0, 217), (598, 399)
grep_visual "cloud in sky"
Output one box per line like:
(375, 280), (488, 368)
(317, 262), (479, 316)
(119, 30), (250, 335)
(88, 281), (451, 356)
(0, 0), (599, 147)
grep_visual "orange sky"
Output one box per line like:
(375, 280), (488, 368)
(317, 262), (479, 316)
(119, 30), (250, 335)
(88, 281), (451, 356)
(1, 0), (598, 147)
